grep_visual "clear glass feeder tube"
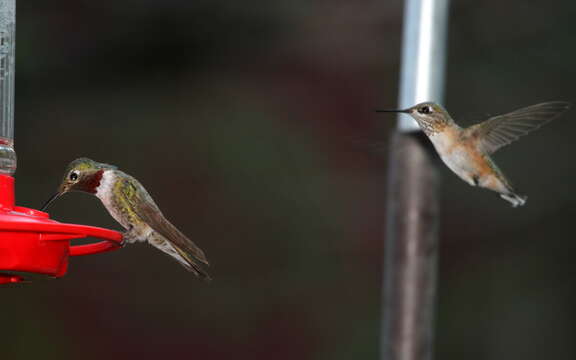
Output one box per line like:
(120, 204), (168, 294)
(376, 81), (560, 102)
(0, 0), (16, 175)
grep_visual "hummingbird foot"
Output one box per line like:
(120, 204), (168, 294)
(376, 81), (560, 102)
(472, 176), (480, 187)
(121, 226), (141, 245)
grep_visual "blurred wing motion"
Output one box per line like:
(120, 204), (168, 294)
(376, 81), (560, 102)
(466, 101), (571, 154)
(122, 178), (211, 279)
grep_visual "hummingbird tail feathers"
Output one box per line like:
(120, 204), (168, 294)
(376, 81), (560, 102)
(500, 192), (527, 207)
(173, 245), (212, 282)
(149, 233), (211, 281)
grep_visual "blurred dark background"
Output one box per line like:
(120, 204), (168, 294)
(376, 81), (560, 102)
(2, 0), (576, 359)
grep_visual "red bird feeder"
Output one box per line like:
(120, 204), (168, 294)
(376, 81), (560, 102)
(0, 175), (123, 284)
(0, 0), (122, 284)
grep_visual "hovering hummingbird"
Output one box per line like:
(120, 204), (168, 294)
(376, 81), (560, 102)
(41, 158), (210, 280)
(377, 101), (570, 207)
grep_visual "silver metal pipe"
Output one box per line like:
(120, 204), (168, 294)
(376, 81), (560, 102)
(381, 0), (449, 359)
(397, 0), (449, 131)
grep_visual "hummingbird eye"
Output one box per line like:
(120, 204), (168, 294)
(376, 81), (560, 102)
(418, 106), (432, 114)
(69, 171), (79, 181)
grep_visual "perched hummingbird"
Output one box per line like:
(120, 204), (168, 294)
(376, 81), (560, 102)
(41, 158), (210, 280)
(377, 101), (570, 206)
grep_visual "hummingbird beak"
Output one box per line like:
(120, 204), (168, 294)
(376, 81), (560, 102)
(40, 192), (63, 212)
(375, 109), (410, 113)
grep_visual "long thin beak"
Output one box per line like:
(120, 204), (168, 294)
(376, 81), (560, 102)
(375, 109), (410, 113)
(40, 192), (62, 212)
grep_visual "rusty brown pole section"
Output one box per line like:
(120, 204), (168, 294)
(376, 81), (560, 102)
(381, 0), (449, 359)
(382, 133), (440, 360)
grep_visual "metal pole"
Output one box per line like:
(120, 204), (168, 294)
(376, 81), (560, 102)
(381, 0), (449, 359)
(397, 0), (449, 131)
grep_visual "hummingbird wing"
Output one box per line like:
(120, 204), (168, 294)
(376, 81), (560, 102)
(120, 176), (210, 267)
(466, 101), (570, 154)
